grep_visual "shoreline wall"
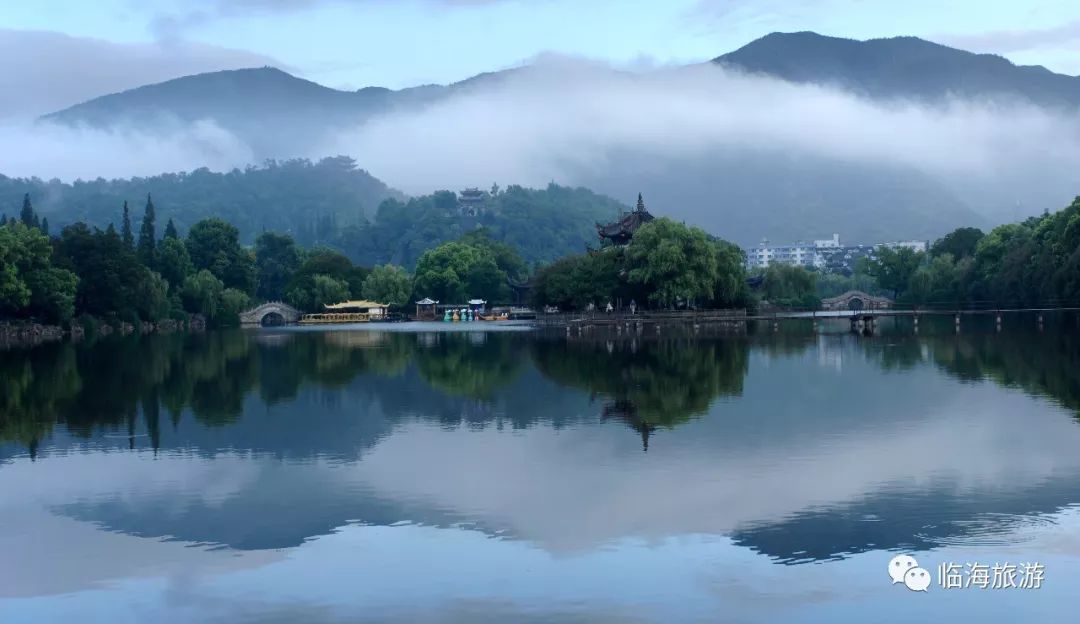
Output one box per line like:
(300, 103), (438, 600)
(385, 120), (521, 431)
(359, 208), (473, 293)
(0, 315), (206, 350)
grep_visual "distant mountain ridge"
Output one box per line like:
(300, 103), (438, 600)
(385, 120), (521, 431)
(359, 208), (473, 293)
(714, 31), (1080, 108)
(38, 31), (1079, 244)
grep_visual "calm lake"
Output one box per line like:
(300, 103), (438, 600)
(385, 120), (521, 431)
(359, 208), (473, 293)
(2, 317), (1079, 623)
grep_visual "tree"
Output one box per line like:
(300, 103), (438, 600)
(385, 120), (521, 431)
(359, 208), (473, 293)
(286, 273), (349, 311)
(712, 239), (750, 308)
(0, 222), (78, 322)
(157, 237), (194, 291)
(931, 227), (984, 259)
(864, 246), (923, 299)
(134, 270), (170, 320)
(182, 269), (225, 319)
(362, 264), (412, 307)
(121, 201), (134, 249)
(458, 229), (526, 279)
(54, 222), (161, 320)
(413, 241), (507, 302)
(40, 217), (49, 237)
(255, 231), (301, 301)
(137, 194), (157, 268)
(760, 264), (819, 309)
(219, 288), (251, 327)
(19, 194), (38, 229)
(625, 218), (719, 308)
(530, 250), (622, 310)
(163, 218), (179, 240)
(185, 218), (255, 293)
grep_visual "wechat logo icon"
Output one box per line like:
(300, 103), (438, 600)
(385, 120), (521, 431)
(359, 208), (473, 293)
(888, 554), (930, 592)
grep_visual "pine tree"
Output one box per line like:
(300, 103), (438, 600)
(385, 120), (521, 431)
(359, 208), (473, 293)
(121, 201), (134, 249)
(164, 217), (179, 240)
(0, 214), (7, 226)
(20, 193), (35, 227)
(41, 217), (49, 237)
(137, 194), (157, 267)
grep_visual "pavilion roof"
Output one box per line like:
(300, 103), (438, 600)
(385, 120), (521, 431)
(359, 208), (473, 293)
(323, 300), (388, 310)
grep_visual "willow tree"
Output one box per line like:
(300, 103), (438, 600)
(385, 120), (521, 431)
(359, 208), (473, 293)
(625, 218), (719, 308)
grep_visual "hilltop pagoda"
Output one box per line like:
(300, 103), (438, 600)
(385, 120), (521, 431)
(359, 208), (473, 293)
(596, 193), (654, 246)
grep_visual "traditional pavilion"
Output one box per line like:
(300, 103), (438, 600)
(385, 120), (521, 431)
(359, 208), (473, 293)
(415, 297), (439, 320)
(596, 193), (655, 246)
(458, 188), (487, 216)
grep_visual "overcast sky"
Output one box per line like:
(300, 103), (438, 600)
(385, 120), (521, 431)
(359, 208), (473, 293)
(2, 0), (1080, 119)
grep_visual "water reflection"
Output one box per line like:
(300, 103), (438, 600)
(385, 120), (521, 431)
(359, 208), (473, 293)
(2, 322), (1080, 621)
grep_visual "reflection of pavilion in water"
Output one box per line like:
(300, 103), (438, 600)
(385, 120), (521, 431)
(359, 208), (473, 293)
(254, 332), (296, 347)
(323, 331), (389, 348)
(601, 399), (655, 452)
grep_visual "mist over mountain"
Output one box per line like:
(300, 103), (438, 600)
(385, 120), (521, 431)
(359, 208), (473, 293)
(21, 31), (1080, 244)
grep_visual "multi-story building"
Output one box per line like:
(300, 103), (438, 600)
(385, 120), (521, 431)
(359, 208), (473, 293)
(746, 234), (840, 270)
(746, 234), (927, 272)
(876, 240), (928, 253)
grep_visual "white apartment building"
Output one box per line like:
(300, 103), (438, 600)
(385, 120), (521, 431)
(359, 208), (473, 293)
(746, 234), (840, 269)
(876, 240), (928, 253)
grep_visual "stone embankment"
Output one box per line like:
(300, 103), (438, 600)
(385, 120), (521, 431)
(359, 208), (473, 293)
(1, 315), (206, 349)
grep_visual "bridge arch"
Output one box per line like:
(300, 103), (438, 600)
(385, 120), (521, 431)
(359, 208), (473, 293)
(239, 302), (301, 327)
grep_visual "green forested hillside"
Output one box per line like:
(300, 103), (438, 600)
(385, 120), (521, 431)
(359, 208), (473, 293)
(0, 157), (399, 248)
(338, 183), (625, 268)
(0, 161), (627, 268)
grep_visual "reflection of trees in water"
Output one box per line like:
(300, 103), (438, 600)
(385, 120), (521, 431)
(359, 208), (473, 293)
(9, 322), (1079, 456)
(0, 331), (417, 454)
(0, 344), (82, 454)
(926, 327), (1080, 419)
(414, 333), (527, 401)
(531, 337), (750, 440)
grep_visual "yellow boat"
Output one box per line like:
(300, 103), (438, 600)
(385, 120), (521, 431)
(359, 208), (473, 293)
(298, 300), (389, 325)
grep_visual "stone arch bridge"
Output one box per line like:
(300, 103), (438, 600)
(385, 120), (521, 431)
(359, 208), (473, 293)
(239, 301), (301, 326)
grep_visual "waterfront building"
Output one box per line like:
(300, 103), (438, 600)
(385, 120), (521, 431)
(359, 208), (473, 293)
(415, 297), (439, 321)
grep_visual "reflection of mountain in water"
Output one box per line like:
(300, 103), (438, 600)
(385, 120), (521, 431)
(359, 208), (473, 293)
(4, 326), (1080, 562)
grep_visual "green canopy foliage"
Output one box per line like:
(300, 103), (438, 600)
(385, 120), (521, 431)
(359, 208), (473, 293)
(185, 218), (256, 293)
(413, 241), (509, 303)
(759, 264), (819, 309)
(0, 222), (78, 322)
(362, 264), (412, 307)
(625, 218), (720, 307)
(255, 231), (302, 301)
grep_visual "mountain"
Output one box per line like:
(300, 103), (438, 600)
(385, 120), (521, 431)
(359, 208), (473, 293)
(42, 67), (446, 158)
(39, 32), (1079, 245)
(715, 31), (1080, 108)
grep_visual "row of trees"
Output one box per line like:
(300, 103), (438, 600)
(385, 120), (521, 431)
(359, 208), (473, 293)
(858, 198), (1080, 308)
(1, 191), (542, 325)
